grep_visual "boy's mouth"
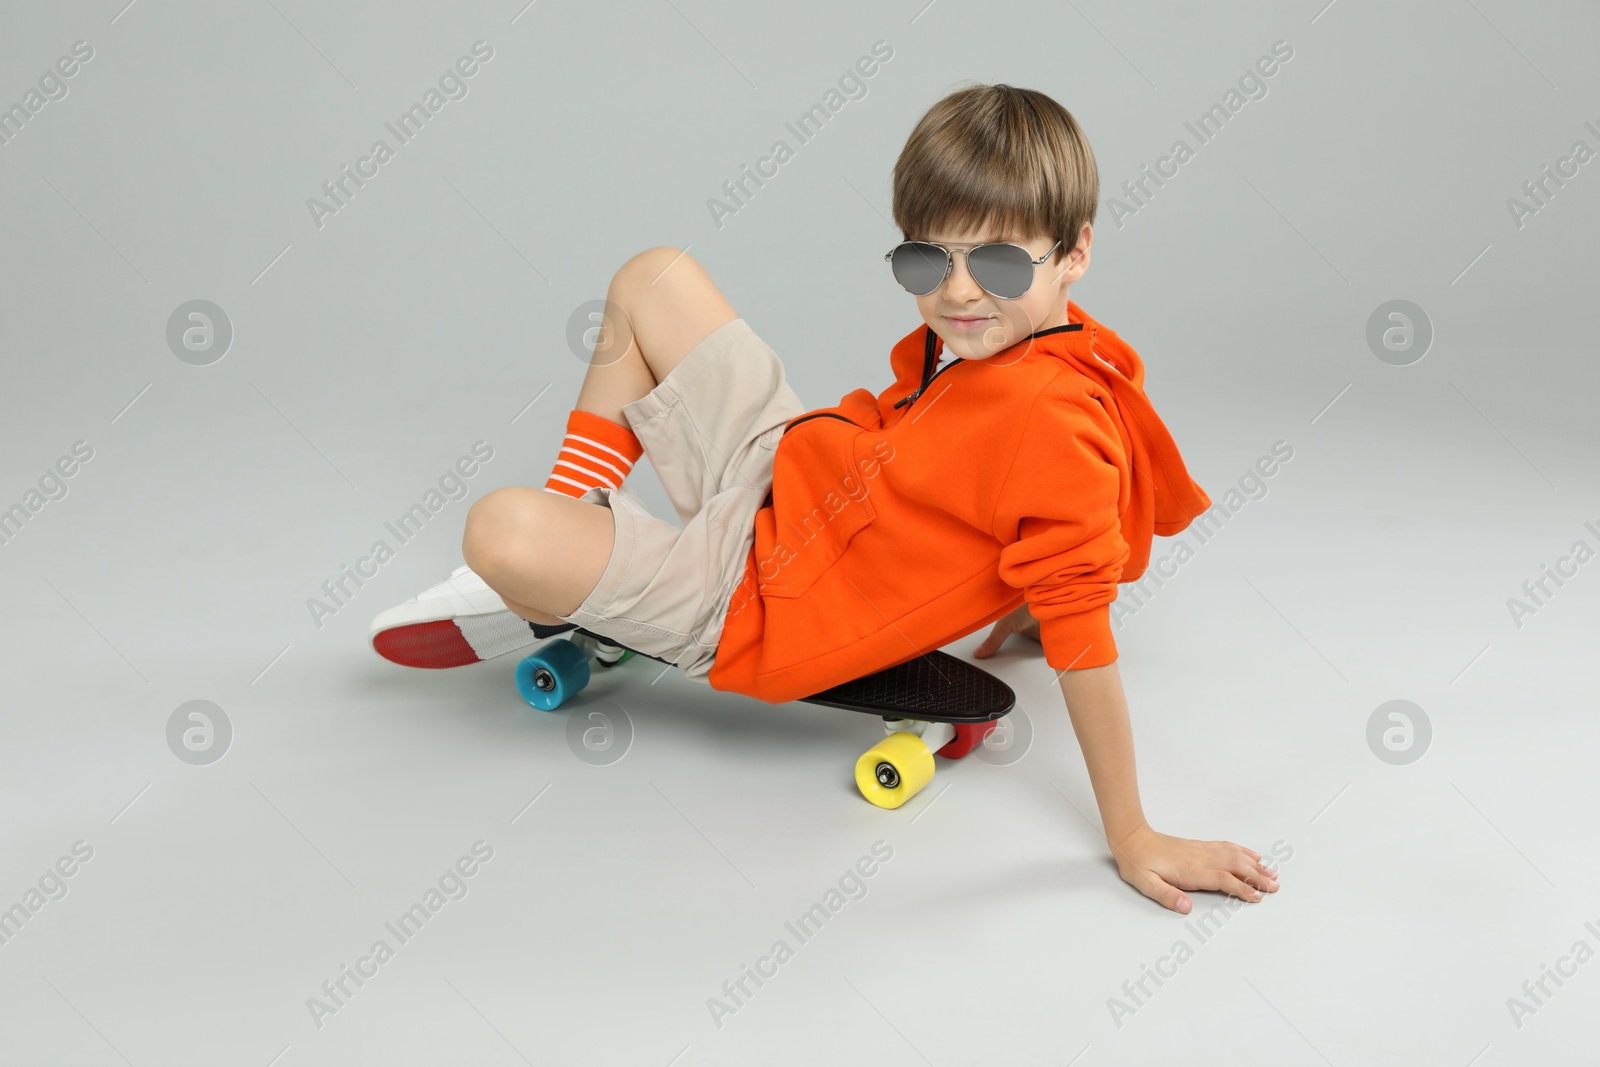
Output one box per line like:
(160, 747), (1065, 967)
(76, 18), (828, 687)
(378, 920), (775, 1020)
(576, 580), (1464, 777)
(946, 315), (993, 332)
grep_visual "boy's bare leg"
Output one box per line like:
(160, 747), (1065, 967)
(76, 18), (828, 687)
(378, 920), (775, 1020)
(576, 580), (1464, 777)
(574, 246), (740, 422)
(463, 246), (740, 625)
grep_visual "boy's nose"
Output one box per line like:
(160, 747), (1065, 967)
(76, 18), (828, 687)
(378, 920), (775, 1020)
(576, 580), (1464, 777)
(944, 253), (984, 299)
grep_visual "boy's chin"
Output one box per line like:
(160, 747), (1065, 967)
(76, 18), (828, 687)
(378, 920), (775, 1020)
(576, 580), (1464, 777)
(937, 330), (1007, 358)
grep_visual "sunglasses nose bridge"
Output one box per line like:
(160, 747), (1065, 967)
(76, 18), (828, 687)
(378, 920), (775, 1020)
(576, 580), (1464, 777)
(944, 247), (985, 295)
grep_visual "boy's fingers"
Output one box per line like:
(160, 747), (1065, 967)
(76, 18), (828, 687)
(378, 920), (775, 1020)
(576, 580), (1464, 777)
(1228, 857), (1275, 892)
(973, 624), (1006, 656)
(1216, 872), (1263, 901)
(1142, 874), (1188, 913)
(1117, 861), (1187, 913)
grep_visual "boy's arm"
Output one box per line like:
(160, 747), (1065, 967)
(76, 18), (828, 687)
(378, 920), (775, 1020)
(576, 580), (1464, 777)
(979, 385), (1278, 912)
(1055, 661), (1280, 914)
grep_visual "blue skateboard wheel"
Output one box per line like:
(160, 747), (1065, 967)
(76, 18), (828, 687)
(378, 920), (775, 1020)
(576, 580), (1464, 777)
(514, 638), (591, 711)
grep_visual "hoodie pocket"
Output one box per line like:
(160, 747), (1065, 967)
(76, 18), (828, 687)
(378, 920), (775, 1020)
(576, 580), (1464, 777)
(756, 415), (878, 599)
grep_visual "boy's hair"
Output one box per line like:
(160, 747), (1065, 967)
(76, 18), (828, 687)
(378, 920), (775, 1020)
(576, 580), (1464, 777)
(891, 83), (1098, 262)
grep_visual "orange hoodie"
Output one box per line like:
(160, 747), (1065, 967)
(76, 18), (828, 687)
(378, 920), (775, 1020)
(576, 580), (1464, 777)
(706, 300), (1213, 705)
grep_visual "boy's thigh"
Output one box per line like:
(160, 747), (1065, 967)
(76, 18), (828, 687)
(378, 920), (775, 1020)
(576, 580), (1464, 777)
(556, 483), (758, 680)
(621, 318), (805, 525)
(615, 247), (740, 386)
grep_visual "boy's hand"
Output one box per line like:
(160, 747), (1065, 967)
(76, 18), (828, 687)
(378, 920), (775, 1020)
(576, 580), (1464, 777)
(1109, 823), (1280, 914)
(973, 602), (1040, 658)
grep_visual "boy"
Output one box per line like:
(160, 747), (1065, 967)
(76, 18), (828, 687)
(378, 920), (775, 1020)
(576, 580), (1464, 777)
(370, 83), (1280, 915)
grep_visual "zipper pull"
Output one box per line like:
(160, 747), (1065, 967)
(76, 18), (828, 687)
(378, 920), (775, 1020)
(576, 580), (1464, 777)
(893, 325), (940, 410)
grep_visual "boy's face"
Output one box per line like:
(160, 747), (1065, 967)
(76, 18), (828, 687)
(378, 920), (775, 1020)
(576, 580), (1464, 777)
(912, 221), (1091, 361)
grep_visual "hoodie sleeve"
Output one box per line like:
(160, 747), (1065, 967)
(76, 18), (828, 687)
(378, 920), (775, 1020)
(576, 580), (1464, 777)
(989, 381), (1129, 671)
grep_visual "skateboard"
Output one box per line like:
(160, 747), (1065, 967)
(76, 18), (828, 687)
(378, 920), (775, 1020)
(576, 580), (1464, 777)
(513, 628), (1016, 810)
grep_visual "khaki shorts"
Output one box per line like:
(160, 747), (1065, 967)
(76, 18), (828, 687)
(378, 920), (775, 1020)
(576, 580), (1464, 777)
(555, 318), (805, 681)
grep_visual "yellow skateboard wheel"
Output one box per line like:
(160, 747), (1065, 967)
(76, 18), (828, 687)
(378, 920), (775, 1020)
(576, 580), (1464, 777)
(855, 731), (935, 809)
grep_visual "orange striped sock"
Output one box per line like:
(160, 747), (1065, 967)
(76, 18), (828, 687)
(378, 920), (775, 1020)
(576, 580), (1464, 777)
(543, 409), (643, 498)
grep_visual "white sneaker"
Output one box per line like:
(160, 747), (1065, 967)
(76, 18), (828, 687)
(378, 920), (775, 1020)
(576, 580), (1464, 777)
(370, 564), (552, 668)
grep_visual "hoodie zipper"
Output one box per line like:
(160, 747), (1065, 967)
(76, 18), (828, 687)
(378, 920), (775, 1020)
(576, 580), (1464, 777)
(890, 326), (946, 411)
(782, 411), (860, 432)
(891, 350), (962, 410)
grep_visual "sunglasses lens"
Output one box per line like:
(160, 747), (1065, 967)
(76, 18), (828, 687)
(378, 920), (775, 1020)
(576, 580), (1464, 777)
(968, 243), (1035, 299)
(890, 242), (948, 296)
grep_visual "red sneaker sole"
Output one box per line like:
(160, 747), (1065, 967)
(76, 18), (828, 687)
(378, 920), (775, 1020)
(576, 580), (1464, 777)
(372, 620), (482, 668)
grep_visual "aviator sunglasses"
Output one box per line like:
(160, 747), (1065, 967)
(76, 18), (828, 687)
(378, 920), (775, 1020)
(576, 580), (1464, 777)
(885, 238), (1062, 300)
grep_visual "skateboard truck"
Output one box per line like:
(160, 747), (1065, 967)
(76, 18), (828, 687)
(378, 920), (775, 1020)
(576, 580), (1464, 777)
(870, 719), (955, 788)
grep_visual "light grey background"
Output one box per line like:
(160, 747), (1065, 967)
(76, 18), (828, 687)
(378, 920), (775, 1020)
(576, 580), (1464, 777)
(2, 0), (1597, 1064)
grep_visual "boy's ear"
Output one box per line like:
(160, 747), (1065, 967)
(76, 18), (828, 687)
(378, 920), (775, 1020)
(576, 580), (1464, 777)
(1064, 225), (1093, 277)
(1070, 223), (1093, 258)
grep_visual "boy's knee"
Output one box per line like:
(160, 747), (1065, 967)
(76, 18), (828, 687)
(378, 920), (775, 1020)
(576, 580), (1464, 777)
(462, 487), (541, 577)
(614, 245), (696, 295)
(460, 495), (497, 576)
